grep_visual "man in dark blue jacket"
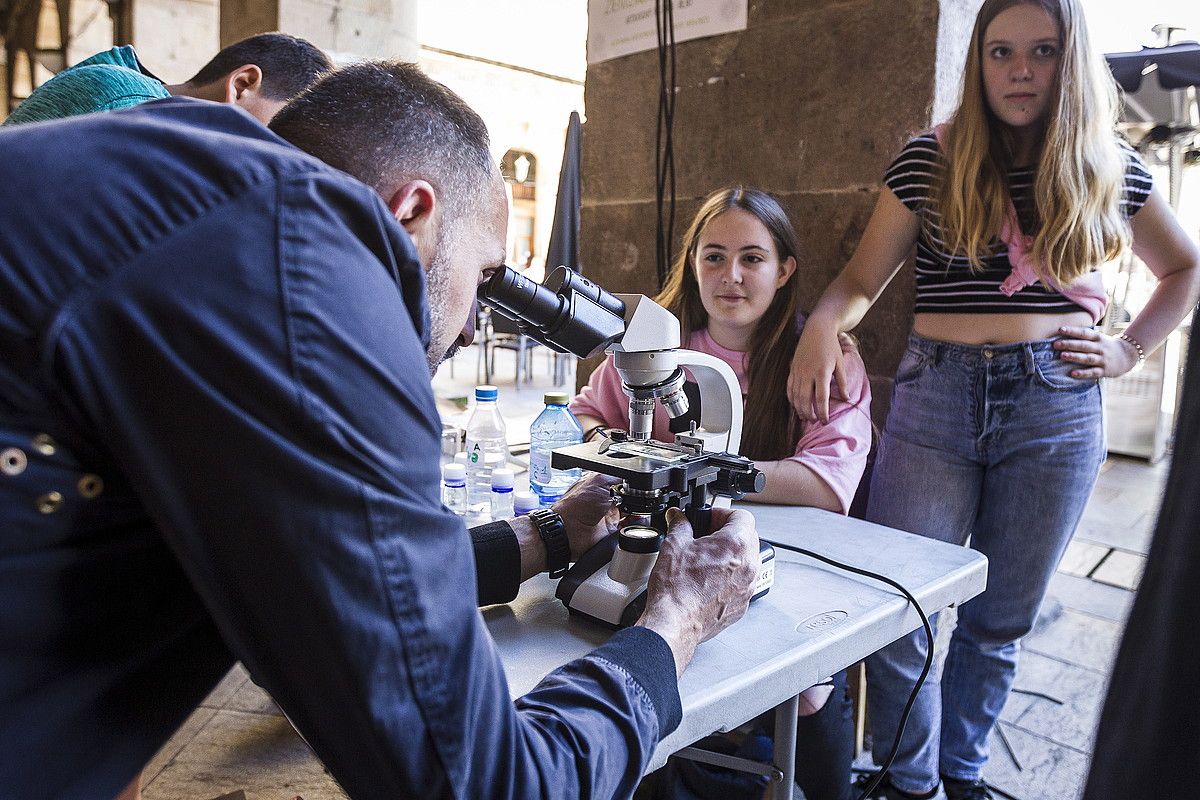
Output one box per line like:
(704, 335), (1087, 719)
(0, 61), (760, 799)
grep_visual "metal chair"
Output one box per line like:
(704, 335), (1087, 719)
(487, 309), (537, 385)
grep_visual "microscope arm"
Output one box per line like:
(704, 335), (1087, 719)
(670, 350), (743, 455)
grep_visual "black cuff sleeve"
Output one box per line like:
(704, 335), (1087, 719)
(591, 626), (683, 737)
(469, 520), (522, 606)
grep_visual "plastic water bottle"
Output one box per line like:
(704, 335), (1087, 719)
(442, 463), (467, 516)
(529, 391), (583, 506)
(513, 491), (540, 516)
(490, 468), (515, 520)
(465, 386), (508, 513)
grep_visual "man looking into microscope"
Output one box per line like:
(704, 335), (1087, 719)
(0, 61), (760, 799)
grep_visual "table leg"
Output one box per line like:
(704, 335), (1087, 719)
(772, 693), (799, 800)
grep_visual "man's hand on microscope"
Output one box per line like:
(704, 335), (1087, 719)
(635, 507), (760, 677)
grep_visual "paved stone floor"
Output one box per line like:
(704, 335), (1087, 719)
(137, 346), (1170, 800)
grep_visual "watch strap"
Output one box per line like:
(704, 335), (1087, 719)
(529, 508), (570, 578)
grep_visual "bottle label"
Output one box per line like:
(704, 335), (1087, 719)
(530, 451), (552, 483)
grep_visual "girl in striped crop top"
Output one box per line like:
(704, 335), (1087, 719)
(784, 2), (1200, 799)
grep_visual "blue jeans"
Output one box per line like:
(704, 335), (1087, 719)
(865, 333), (1105, 794)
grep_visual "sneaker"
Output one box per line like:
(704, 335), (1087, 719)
(851, 771), (946, 800)
(941, 776), (993, 800)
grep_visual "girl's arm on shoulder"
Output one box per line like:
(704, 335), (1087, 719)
(789, 188), (920, 422)
(749, 351), (873, 511)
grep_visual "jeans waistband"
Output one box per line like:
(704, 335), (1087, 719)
(906, 331), (1063, 365)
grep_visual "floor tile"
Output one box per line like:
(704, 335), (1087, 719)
(1001, 652), (1109, 752)
(1043, 572), (1133, 624)
(1071, 514), (1155, 555)
(1056, 540), (1109, 578)
(201, 664), (251, 710)
(142, 710), (344, 800)
(225, 678), (282, 717)
(1089, 551), (1146, 591)
(983, 722), (1091, 800)
(143, 705), (220, 785)
(1023, 608), (1121, 674)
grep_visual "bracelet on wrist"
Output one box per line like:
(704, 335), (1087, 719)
(1118, 332), (1146, 372)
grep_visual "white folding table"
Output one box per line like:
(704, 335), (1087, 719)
(484, 506), (988, 799)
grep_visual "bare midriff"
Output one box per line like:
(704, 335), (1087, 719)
(912, 310), (1094, 345)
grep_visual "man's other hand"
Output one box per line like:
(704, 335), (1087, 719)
(552, 472), (622, 560)
(635, 507), (759, 677)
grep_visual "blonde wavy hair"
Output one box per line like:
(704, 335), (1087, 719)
(937, 0), (1130, 286)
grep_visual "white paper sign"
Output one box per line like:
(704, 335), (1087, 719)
(587, 0), (748, 65)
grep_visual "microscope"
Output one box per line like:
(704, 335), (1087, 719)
(478, 266), (775, 628)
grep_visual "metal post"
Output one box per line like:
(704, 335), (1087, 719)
(772, 693), (800, 800)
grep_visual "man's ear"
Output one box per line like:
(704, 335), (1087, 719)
(223, 64), (264, 104)
(387, 180), (438, 247)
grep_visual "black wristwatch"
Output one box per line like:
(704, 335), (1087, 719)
(529, 508), (570, 578)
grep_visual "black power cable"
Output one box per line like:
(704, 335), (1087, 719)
(761, 538), (935, 800)
(654, 0), (677, 292)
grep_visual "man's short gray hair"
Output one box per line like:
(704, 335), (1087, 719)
(269, 61), (495, 215)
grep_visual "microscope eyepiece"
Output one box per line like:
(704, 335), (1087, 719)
(544, 266), (626, 319)
(477, 265), (627, 359)
(479, 266), (565, 327)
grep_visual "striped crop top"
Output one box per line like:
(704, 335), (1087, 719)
(883, 133), (1153, 315)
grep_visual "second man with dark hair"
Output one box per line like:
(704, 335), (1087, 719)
(2, 31), (331, 126)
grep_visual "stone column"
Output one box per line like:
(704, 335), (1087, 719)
(579, 0), (982, 418)
(220, 0), (418, 61)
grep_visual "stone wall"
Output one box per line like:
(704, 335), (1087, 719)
(579, 0), (980, 422)
(221, 0), (417, 60)
(130, 0), (220, 82)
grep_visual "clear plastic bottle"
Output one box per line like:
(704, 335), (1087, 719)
(465, 385), (508, 513)
(529, 391), (584, 506)
(442, 463), (467, 516)
(490, 468), (515, 520)
(513, 491), (541, 516)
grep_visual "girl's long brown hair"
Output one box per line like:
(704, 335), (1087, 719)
(938, 0), (1129, 284)
(655, 187), (803, 461)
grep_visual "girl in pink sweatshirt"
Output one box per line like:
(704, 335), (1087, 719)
(571, 186), (872, 512)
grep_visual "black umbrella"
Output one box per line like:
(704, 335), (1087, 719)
(1105, 41), (1200, 92)
(545, 111), (582, 273)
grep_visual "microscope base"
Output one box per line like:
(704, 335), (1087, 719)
(556, 537), (776, 629)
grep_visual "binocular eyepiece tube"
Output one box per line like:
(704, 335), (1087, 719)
(477, 265), (627, 359)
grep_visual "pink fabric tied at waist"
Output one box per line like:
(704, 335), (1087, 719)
(931, 124), (1108, 323)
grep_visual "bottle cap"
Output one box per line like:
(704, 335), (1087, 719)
(490, 468), (515, 489)
(543, 391), (570, 406)
(453, 451), (469, 465)
(513, 491), (540, 513)
(443, 463), (466, 482)
(475, 385), (499, 401)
